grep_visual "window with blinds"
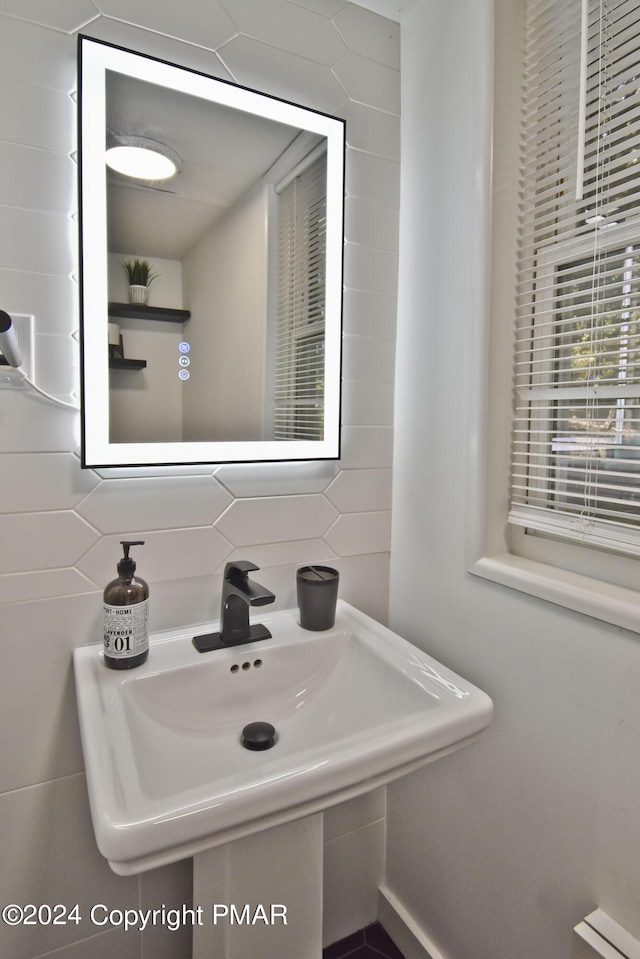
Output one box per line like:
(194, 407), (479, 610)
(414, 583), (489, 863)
(510, 0), (640, 556)
(273, 152), (327, 441)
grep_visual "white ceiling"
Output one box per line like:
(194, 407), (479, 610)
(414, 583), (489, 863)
(106, 72), (302, 260)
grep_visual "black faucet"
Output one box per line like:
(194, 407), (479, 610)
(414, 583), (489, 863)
(193, 560), (275, 653)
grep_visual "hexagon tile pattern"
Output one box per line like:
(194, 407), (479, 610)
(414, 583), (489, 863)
(0, 0), (399, 616)
(0, 7), (399, 955)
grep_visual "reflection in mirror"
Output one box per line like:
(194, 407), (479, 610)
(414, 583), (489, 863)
(78, 36), (345, 468)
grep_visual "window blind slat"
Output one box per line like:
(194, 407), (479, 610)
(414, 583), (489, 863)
(274, 151), (327, 441)
(510, 0), (640, 554)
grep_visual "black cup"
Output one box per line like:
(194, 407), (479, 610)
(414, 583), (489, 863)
(296, 565), (339, 630)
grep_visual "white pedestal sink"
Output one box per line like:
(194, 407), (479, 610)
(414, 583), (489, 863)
(192, 815), (323, 959)
(74, 600), (493, 956)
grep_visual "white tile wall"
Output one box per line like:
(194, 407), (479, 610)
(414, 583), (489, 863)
(322, 789), (386, 946)
(220, 0), (349, 63)
(323, 817), (386, 944)
(333, 3), (400, 67)
(0, 2), (400, 956)
(343, 379), (395, 425)
(325, 468), (393, 513)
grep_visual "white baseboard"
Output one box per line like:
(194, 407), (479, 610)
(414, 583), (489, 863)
(377, 884), (452, 959)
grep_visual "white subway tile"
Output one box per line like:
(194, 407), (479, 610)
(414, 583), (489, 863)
(325, 469), (392, 513)
(342, 379), (395, 426)
(0, 15), (76, 88)
(345, 242), (399, 297)
(324, 509), (391, 555)
(0, 207), (74, 276)
(33, 333), (79, 398)
(76, 475), (232, 534)
(38, 928), (142, 959)
(0, 388), (78, 452)
(0, 144), (75, 214)
(339, 426), (394, 469)
(0, 594), (103, 791)
(140, 858), (193, 911)
(141, 919), (193, 959)
(223, 540), (337, 572)
(335, 552), (389, 623)
(216, 494), (338, 546)
(322, 819), (385, 946)
(95, 0), (236, 50)
(334, 52), (400, 115)
(0, 568), (95, 605)
(142, 573), (219, 630)
(219, 0), (347, 65)
(0, 76), (74, 153)
(78, 527), (232, 588)
(342, 288), (397, 340)
(82, 17), (234, 82)
(0, 774), (138, 958)
(333, 4), (400, 68)
(342, 333), (396, 383)
(91, 463), (216, 480)
(346, 148), (401, 207)
(216, 460), (338, 497)
(323, 788), (386, 841)
(0, 511), (98, 574)
(342, 99), (400, 160)
(0, 267), (78, 337)
(0, 0), (99, 33)
(218, 34), (346, 114)
(291, 0), (345, 15)
(345, 195), (400, 252)
(0, 452), (97, 513)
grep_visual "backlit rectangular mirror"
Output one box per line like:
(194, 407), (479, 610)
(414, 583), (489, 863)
(78, 36), (345, 468)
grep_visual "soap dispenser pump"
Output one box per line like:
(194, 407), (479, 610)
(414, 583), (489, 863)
(103, 540), (149, 669)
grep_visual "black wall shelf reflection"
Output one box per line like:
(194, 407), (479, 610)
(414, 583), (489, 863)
(109, 357), (147, 370)
(108, 303), (190, 323)
(107, 302), (190, 371)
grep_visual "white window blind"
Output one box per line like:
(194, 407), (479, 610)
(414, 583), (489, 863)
(273, 152), (327, 441)
(510, 0), (640, 556)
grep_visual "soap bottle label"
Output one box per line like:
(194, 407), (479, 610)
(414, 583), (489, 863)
(103, 599), (149, 660)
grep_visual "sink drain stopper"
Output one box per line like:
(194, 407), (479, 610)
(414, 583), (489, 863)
(241, 721), (276, 751)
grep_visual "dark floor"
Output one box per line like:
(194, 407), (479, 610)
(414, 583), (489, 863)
(323, 922), (406, 959)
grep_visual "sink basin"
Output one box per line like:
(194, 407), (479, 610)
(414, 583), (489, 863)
(73, 600), (493, 874)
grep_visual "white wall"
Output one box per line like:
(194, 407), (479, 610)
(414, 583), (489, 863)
(182, 182), (267, 441)
(0, 3), (399, 957)
(388, 1), (640, 957)
(107, 253), (185, 442)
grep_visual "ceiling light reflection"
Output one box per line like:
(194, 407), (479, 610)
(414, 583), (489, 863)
(106, 135), (181, 181)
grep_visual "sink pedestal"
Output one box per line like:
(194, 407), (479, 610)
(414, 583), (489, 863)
(193, 814), (323, 959)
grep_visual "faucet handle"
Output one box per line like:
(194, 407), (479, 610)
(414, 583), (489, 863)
(193, 560), (272, 653)
(224, 560), (275, 608)
(224, 560), (259, 580)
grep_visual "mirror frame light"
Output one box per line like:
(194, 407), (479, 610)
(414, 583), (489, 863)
(78, 36), (345, 468)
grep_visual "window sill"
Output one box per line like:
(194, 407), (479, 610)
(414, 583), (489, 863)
(469, 553), (640, 634)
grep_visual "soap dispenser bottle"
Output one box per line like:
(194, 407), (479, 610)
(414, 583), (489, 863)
(103, 540), (149, 669)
